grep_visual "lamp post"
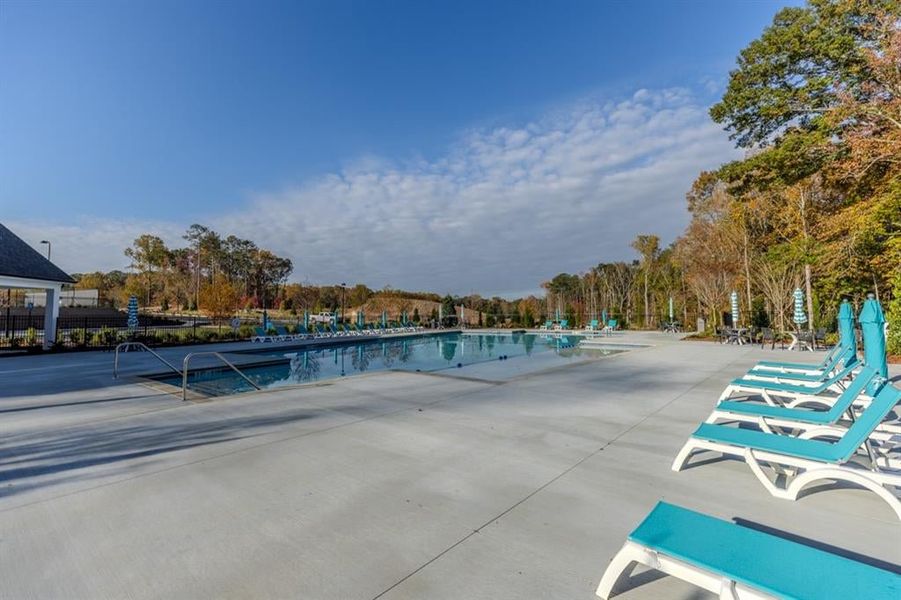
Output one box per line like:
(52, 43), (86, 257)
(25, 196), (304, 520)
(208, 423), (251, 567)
(340, 282), (346, 325)
(40, 240), (51, 261)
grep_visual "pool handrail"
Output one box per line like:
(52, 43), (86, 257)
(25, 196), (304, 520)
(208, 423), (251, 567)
(113, 341), (182, 379)
(182, 351), (262, 401)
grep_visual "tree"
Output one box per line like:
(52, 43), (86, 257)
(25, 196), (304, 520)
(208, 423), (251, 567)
(440, 295), (456, 322)
(124, 235), (168, 306)
(711, 1), (894, 149)
(199, 275), (240, 325)
(886, 272), (901, 356)
(631, 235), (660, 328)
(753, 250), (800, 333)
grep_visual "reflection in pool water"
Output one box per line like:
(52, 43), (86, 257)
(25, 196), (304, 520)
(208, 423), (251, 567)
(165, 332), (619, 397)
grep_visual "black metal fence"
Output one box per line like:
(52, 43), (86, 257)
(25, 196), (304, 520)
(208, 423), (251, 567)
(0, 314), (251, 351)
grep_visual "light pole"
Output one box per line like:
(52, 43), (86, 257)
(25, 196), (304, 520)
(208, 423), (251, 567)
(340, 283), (346, 325)
(40, 240), (51, 261)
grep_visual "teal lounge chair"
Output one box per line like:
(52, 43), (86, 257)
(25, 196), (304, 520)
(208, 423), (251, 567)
(273, 325), (294, 342)
(705, 367), (898, 442)
(751, 341), (847, 375)
(744, 343), (858, 384)
(596, 501), (901, 599)
(251, 326), (275, 343)
(539, 320), (552, 330)
(718, 362), (859, 408)
(584, 319), (599, 332)
(673, 382), (901, 519)
(602, 319), (618, 335)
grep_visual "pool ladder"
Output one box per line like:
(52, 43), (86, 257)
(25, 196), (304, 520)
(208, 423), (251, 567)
(180, 352), (261, 401)
(113, 343), (261, 401)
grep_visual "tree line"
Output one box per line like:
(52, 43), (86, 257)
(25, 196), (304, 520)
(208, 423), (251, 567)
(538, 1), (900, 352)
(74, 224), (293, 313)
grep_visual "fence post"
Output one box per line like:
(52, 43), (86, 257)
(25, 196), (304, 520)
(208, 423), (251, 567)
(193, 315), (197, 339)
(84, 317), (88, 347)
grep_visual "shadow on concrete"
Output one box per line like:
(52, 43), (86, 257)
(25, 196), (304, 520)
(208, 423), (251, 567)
(0, 393), (167, 414)
(733, 518), (901, 574)
(0, 407), (318, 498)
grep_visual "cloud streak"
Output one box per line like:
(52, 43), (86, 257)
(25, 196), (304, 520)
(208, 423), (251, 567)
(9, 87), (738, 297)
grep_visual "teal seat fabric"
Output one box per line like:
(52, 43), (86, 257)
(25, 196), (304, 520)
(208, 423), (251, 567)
(754, 345), (839, 372)
(756, 358), (827, 370)
(717, 368), (877, 425)
(692, 423), (846, 462)
(629, 502), (901, 599)
(730, 364), (855, 395)
(695, 383), (901, 463)
(750, 348), (857, 383)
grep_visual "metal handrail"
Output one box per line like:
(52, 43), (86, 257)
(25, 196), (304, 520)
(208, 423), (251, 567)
(114, 342), (182, 379)
(182, 351), (261, 401)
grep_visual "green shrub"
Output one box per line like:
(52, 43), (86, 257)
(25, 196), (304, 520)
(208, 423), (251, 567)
(24, 327), (38, 346)
(92, 326), (119, 346)
(68, 329), (87, 346)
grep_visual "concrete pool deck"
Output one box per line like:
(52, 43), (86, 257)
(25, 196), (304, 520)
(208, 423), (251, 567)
(0, 332), (898, 598)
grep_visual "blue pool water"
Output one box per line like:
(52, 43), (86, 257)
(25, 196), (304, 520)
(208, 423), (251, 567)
(163, 332), (622, 397)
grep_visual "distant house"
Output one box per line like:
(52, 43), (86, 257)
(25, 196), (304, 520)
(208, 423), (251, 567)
(0, 223), (75, 348)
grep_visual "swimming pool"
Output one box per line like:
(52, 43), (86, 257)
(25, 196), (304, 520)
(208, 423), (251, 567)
(162, 332), (623, 397)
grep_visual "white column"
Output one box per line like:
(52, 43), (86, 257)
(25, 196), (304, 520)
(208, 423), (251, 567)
(43, 285), (60, 349)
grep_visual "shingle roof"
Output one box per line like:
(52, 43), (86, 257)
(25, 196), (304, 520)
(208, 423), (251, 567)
(0, 223), (75, 284)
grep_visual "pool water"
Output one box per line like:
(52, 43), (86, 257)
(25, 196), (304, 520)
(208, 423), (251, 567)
(164, 332), (622, 397)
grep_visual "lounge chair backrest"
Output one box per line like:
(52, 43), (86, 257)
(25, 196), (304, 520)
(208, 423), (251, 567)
(626, 502), (901, 598)
(833, 382), (900, 461)
(590, 319), (598, 328)
(254, 327), (267, 337)
(820, 366), (877, 421)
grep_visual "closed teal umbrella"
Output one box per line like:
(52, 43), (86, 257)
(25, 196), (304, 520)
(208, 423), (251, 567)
(127, 296), (139, 330)
(303, 310), (309, 330)
(836, 299), (858, 368)
(381, 310), (387, 327)
(668, 297), (674, 322)
(792, 288), (808, 328)
(859, 294), (887, 392)
(730, 291), (739, 327)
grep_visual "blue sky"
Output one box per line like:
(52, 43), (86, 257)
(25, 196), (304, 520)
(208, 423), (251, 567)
(1, 0), (796, 296)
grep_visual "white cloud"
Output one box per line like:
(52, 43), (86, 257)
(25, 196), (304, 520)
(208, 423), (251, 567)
(7, 87), (738, 297)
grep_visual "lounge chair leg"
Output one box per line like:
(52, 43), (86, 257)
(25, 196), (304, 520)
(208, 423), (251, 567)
(718, 578), (739, 600)
(760, 390), (778, 407)
(785, 468), (901, 521)
(743, 449), (791, 499)
(595, 541), (651, 599)
(718, 386), (735, 403)
(671, 440), (699, 471)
